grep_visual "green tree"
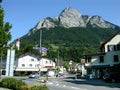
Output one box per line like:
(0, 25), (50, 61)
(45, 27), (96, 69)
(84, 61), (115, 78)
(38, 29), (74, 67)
(0, 0), (12, 76)
(0, 0), (12, 49)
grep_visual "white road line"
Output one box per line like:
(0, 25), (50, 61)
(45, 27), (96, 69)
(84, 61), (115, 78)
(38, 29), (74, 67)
(47, 81), (88, 90)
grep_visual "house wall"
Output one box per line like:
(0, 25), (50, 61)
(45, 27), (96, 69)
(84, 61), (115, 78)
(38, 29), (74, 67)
(39, 58), (55, 68)
(105, 51), (120, 66)
(15, 55), (39, 71)
(105, 33), (120, 52)
(91, 50), (120, 66)
(17, 55), (38, 68)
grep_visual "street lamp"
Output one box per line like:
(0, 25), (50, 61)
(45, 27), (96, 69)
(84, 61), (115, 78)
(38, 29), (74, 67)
(39, 29), (42, 77)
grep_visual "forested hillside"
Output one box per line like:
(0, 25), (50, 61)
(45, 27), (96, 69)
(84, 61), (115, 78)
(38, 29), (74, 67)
(18, 26), (118, 62)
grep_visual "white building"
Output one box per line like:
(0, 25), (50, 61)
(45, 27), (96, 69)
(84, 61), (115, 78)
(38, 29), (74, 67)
(84, 30), (120, 78)
(14, 54), (55, 73)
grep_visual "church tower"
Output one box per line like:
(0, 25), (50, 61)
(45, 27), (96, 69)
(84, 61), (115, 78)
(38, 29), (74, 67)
(16, 38), (20, 50)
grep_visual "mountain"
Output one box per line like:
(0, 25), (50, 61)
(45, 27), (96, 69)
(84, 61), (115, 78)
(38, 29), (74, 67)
(17, 7), (120, 62)
(29, 7), (119, 34)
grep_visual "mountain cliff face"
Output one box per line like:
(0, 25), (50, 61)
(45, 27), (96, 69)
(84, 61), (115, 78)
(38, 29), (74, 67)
(58, 7), (86, 27)
(31, 7), (119, 32)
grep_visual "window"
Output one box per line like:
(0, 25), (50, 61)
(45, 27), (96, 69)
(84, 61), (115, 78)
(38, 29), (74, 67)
(31, 59), (34, 61)
(29, 64), (32, 67)
(50, 60), (52, 64)
(108, 44), (120, 51)
(114, 55), (119, 62)
(35, 64), (38, 67)
(108, 45), (114, 51)
(22, 64), (25, 67)
(99, 56), (104, 63)
(117, 44), (120, 50)
(85, 57), (91, 63)
(88, 57), (91, 62)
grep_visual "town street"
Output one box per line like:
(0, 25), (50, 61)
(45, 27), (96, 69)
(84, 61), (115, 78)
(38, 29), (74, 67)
(1, 75), (120, 90)
(16, 75), (120, 90)
(46, 77), (120, 90)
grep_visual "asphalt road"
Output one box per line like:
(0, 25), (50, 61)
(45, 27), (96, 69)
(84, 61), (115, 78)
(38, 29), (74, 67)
(46, 77), (120, 90)
(1, 75), (120, 90)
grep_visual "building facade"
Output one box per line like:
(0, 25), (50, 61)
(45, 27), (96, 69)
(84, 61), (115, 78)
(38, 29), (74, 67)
(84, 30), (120, 79)
(15, 54), (55, 74)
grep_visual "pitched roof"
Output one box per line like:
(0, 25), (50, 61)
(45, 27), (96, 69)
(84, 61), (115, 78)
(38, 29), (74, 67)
(101, 30), (120, 47)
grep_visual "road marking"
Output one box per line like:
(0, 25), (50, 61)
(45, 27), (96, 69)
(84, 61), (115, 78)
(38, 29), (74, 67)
(47, 81), (88, 90)
(47, 82), (53, 85)
(71, 86), (88, 90)
(71, 86), (79, 89)
(63, 85), (66, 87)
(56, 83), (59, 86)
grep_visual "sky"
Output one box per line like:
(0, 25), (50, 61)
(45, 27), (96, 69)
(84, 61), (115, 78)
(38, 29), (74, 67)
(1, 0), (120, 43)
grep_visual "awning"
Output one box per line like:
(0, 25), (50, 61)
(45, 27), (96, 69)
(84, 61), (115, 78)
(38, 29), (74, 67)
(92, 65), (110, 69)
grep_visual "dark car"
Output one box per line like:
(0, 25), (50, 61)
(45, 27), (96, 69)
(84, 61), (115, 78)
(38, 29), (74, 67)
(56, 73), (64, 77)
(103, 72), (120, 83)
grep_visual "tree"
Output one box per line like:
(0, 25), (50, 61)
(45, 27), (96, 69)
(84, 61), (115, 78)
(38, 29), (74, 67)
(0, 0), (12, 76)
(0, 0), (12, 49)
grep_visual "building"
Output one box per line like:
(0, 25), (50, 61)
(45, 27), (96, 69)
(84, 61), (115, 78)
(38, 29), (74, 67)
(15, 54), (39, 72)
(0, 53), (55, 75)
(14, 53), (55, 74)
(84, 30), (120, 79)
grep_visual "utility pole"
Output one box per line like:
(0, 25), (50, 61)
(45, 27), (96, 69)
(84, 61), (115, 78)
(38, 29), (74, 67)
(58, 49), (59, 67)
(39, 29), (42, 78)
(33, 29), (47, 78)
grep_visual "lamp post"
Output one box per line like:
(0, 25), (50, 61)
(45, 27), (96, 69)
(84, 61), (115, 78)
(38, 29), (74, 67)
(39, 29), (42, 77)
(33, 29), (47, 78)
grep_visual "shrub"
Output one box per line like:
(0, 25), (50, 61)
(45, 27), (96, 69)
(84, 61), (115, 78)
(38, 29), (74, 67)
(18, 85), (31, 90)
(31, 85), (49, 90)
(0, 77), (26, 90)
(0, 78), (49, 90)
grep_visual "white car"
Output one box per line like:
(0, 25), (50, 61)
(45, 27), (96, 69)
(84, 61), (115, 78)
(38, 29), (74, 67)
(29, 73), (39, 78)
(46, 71), (55, 77)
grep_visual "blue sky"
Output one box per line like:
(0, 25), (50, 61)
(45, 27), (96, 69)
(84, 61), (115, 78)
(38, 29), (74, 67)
(1, 0), (120, 43)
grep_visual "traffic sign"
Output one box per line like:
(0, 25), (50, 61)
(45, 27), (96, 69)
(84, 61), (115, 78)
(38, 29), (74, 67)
(33, 47), (47, 51)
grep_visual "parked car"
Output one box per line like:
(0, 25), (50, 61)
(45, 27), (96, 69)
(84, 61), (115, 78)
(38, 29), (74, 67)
(56, 73), (64, 77)
(46, 70), (55, 77)
(103, 72), (120, 83)
(29, 73), (39, 78)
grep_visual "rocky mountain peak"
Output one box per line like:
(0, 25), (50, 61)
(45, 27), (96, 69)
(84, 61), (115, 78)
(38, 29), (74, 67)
(88, 15), (116, 28)
(31, 7), (119, 33)
(35, 17), (57, 30)
(58, 7), (86, 27)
